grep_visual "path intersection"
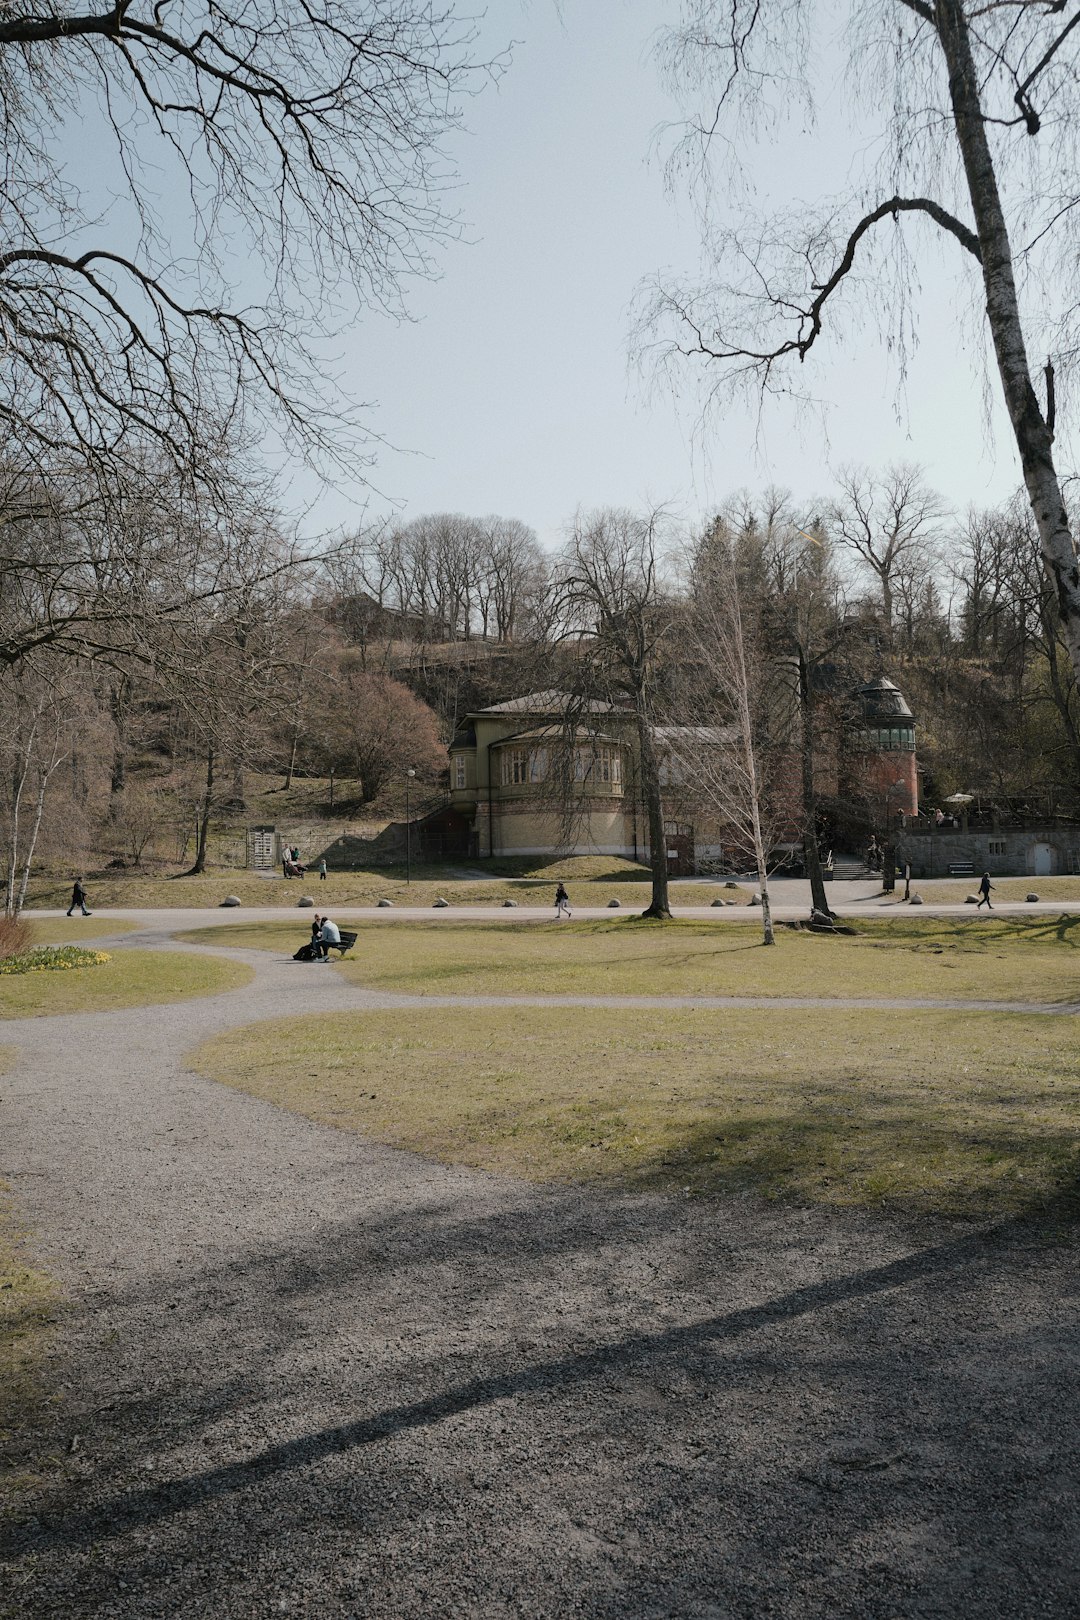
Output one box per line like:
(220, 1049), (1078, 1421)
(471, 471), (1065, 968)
(1, 904), (1078, 1618)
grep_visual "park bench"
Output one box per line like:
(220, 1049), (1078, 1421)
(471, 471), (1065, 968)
(947, 862), (976, 877)
(323, 930), (357, 956)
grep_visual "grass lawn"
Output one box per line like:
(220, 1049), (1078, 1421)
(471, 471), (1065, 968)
(0, 950), (252, 1019)
(23, 856), (748, 912)
(25, 918), (141, 945)
(907, 876), (1080, 904)
(175, 914), (1080, 1005)
(0, 1178), (57, 1488)
(190, 1005), (1080, 1218)
(0, 1046), (58, 1496)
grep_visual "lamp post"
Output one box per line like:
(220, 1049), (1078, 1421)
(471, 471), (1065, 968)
(405, 767), (416, 885)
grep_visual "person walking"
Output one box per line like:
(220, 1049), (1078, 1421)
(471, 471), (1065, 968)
(554, 882), (571, 919)
(66, 878), (92, 917)
(319, 858), (327, 882)
(977, 872), (994, 909)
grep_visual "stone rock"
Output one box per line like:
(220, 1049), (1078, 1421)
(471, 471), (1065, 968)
(711, 898), (726, 907)
(724, 880), (739, 890)
(965, 894), (979, 904)
(1027, 892), (1040, 903)
(502, 899), (517, 907)
(220, 896), (241, 907)
(749, 892), (761, 905)
(607, 898), (621, 908)
(297, 895), (315, 908)
(433, 897), (450, 908)
(909, 893), (923, 905)
(377, 898), (394, 908)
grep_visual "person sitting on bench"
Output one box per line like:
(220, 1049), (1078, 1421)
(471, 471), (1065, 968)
(316, 915), (341, 959)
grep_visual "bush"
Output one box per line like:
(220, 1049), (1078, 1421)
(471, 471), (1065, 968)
(0, 916), (32, 963)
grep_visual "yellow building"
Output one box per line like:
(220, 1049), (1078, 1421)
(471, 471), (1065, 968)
(448, 691), (642, 859)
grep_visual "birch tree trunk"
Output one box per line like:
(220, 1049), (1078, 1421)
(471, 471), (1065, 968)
(935, 0), (1080, 681)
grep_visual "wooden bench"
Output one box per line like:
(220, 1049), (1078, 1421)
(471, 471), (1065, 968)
(323, 930), (357, 956)
(948, 862), (975, 877)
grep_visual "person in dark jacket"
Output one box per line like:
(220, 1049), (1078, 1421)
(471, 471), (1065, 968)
(977, 872), (994, 909)
(554, 882), (571, 919)
(67, 878), (92, 917)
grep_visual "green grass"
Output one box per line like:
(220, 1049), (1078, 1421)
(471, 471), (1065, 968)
(190, 1005), (1080, 1218)
(0, 1045), (59, 1500)
(25, 917), (140, 945)
(908, 875), (1080, 903)
(23, 856), (748, 911)
(174, 914), (1080, 1004)
(0, 950), (252, 1019)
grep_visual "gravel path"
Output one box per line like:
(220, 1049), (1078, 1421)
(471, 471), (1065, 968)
(1, 934), (1079, 1618)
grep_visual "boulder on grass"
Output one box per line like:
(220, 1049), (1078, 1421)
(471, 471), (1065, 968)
(433, 897), (449, 908)
(220, 895), (241, 907)
(711, 898), (725, 907)
(377, 898), (394, 908)
(502, 899), (517, 907)
(749, 892), (761, 906)
(909, 893), (923, 905)
(297, 895), (315, 908)
(724, 880), (739, 890)
(965, 894), (979, 904)
(1027, 892), (1040, 903)
(607, 898), (621, 908)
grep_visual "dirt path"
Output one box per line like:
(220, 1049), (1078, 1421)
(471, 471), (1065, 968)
(1, 938), (1078, 1618)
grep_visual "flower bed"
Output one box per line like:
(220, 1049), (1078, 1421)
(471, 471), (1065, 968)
(0, 946), (111, 976)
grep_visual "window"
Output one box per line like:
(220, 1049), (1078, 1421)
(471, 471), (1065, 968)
(988, 838), (1006, 855)
(528, 747), (548, 784)
(453, 756), (467, 789)
(573, 746), (621, 784)
(501, 749), (528, 786)
(872, 725), (914, 751)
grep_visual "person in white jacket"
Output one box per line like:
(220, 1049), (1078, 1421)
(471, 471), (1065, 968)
(317, 916), (341, 959)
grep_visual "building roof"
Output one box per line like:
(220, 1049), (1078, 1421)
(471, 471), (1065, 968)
(472, 690), (627, 718)
(857, 676), (915, 722)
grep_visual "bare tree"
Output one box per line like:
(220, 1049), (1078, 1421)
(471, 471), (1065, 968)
(671, 528), (787, 943)
(0, 2), (494, 498)
(1, 667), (76, 916)
(557, 509), (676, 920)
(644, 2), (1080, 688)
(828, 466), (947, 638)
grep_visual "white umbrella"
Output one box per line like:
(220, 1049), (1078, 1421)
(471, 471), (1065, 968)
(944, 792), (974, 804)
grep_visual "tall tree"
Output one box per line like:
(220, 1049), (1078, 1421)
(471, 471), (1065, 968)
(557, 509), (675, 921)
(645, 1), (1080, 689)
(0, 1), (492, 494)
(828, 466), (947, 639)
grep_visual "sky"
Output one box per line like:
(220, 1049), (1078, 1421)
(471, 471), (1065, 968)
(60, 0), (1048, 551)
(286, 0), (1035, 552)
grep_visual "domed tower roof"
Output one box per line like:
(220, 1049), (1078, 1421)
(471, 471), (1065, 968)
(857, 676), (915, 723)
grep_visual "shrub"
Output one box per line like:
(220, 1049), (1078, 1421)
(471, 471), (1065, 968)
(0, 917), (32, 963)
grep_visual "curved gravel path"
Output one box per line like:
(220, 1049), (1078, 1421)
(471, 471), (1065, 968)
(1, 930), (1078, 1619)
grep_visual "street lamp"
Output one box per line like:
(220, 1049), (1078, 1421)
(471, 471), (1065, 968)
(405, 767), (416, 885)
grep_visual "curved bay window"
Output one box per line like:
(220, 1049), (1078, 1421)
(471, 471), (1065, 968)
(869, 724), (915, 751)
(499, 742), (622, 789)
